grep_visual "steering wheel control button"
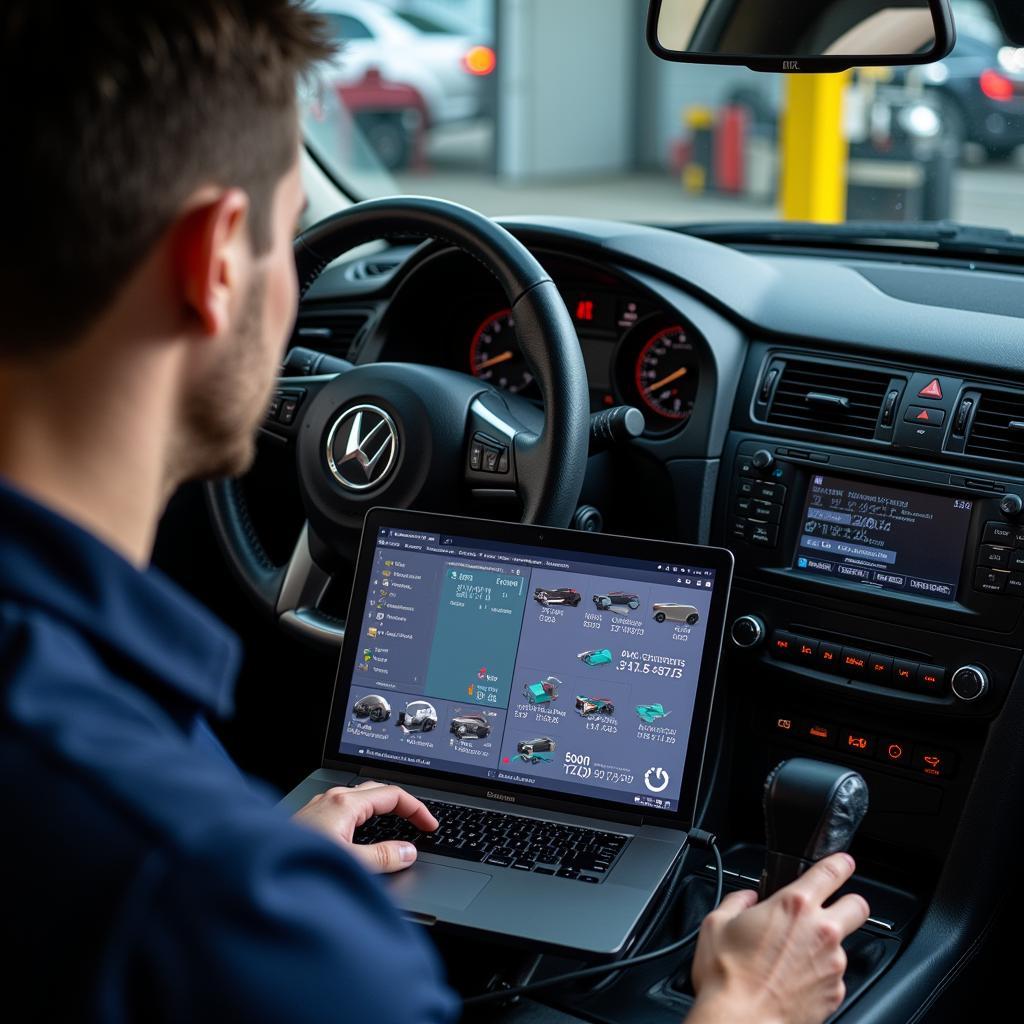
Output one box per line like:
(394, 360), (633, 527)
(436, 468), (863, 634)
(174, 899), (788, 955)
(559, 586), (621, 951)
(903, 405), (945, 426)
(817, 642), (842, 672)
(951, 665), (989, 702)
(769, 630), (797, 660)
(1000, 493), (1024, 518)
(877, 740), (911, 767)
(842, 731), (875, 757)
(867, 654), (894, 684)
(325, 404), (399, 492)
(468, 433), (511, 476)
(983, 521), (1015, 545)
(915, 664), (947, 695)
(914, 746), (955, 779)
(975, 567), (1008, 593)
(730, 615), (764, 649)
(839, 647), (869, 679)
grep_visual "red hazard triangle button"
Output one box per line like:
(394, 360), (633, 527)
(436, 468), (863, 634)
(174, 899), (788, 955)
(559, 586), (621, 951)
(918, 378), (943, 400)
(916, 408), (931, 421)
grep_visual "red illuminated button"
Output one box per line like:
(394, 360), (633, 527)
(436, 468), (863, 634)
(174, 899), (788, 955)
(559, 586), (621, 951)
(802, 721), (835, 747)
(918, 378), (943, 400)
(770, 713), (796, 735)
(840, 647), (870, 678)
(914, 746), (955, 778)
(770, 631), (797, 660)
(916, 664), (947, 695)
(817, 642), (843, 672)
(893, 660), (918, 688)
(867, 654), (894, 684)
(793, 638), (819, 663)
(903, 406), (946, 426)
(842, 731), (875, 756)
(877, 739), (911, 766)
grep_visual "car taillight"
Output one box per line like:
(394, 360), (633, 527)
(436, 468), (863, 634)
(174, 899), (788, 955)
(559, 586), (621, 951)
(463, 45), (496, 76)
(980, 68), (1014, 101)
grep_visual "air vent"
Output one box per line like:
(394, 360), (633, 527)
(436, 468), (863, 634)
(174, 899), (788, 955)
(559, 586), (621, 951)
(292, 307), (371, 359)
(347, 256), (402, 281)
(766, 359), (892, 439)
(964, 389), (1024, 462)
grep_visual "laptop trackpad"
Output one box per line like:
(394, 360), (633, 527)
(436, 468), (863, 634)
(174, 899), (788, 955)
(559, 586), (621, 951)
(387, 860), (491, 911)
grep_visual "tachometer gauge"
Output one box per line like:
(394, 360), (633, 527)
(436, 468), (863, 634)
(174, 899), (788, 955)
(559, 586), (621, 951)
(469, 309), (533, 393)
(634, 325), (698, 424)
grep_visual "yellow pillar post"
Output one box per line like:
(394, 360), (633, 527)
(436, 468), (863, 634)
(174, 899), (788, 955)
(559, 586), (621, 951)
(779, 73), (850, 222)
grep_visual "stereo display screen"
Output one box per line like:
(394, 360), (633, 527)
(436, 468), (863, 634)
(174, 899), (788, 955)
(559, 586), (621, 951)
(793, 473), (973, 601)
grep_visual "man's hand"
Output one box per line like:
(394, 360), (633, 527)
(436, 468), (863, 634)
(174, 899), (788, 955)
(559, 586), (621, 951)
(293, 782), (438, 874)
(688, 852), (870, 1024)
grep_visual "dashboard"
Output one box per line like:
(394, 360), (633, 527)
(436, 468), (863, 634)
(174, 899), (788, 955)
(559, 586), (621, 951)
(285, 215), (1024, 1020)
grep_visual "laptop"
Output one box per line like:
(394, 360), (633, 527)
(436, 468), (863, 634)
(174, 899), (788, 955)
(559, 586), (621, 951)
(281, 507), (733, 957)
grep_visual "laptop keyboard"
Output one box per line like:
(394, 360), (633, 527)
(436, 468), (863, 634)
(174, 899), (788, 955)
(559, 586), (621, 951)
(353, 798), (630, 883)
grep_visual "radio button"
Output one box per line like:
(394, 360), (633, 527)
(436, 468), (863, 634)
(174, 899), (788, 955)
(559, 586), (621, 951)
(867, 654), (893, 684)
(877, 739), (911, 766)
(975, 567), (1008, 593)
(749, 499), (782, 524)
(842, 730), (875, 756)
(729, 518), (749, 542)
(916, 664), (947, 695)
(983, 521), (1014, 545)
(753, 481), (786, 502)
(817, 642), (843, 672)
(737, 478), (756, 498)
(735, 496), (753, 515)
(770, 631), (797, 659)
(979, 544), (1011, 568)
(893, 660), (918, 688)
(749, 523), (779, 547)
(840, 647), (870, 678)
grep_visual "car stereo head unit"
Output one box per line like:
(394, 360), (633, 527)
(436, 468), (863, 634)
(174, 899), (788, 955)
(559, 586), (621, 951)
(723, 439), (1024, 629)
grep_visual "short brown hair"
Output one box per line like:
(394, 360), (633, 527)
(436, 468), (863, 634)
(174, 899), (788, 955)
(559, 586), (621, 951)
(0, 2), (334, 354)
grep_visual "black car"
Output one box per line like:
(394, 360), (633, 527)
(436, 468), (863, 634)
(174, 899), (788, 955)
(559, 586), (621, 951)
(450, 714), (491, 739)
(352, 694), (391, 723)
(533, 586), (581, 607)
(593, 591), (640, 610)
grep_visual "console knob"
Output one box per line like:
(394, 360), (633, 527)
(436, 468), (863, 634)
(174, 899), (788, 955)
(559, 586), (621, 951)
(752, 449), (775, 471)
(951, 664), (988, 702)
(1000, 494), (1023, 518)
(731, 614), (765, 649)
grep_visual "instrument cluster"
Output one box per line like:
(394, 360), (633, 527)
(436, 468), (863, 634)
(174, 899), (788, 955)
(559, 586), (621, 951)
(468, 284), (701, 436)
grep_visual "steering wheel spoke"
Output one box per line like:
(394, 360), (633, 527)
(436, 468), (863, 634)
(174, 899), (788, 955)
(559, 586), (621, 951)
(275, 523), (346, 646)
(259, 373), (340, 446)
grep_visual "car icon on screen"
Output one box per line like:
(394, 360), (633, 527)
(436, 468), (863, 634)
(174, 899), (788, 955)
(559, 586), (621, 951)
(577, 647), (613, 666)
(533, 586), (582, 607)
(450, 714), (491, 739)
(575, 695), (615, 716)
(352, 694), (391, 723)
(524, 676), (560, 703)
(593, 591), (640, 611)
(652, 603), (700, 625)
(397, 700), (438, 732)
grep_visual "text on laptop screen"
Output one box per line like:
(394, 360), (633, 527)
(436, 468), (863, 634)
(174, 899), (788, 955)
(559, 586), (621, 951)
(338, 527), (720, 812)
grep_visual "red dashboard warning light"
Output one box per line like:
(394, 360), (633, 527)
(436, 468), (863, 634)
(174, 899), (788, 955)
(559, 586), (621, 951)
(918, 378), (943, 399)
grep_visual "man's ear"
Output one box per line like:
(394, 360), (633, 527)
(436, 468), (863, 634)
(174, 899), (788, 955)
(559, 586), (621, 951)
(175, 189), (251, 338)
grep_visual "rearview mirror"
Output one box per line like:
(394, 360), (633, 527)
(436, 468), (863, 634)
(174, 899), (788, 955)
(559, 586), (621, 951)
(646, 0), (956, 73)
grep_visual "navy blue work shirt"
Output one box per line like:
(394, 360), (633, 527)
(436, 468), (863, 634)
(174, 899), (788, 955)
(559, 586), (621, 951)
(0, 477), (460, 1023)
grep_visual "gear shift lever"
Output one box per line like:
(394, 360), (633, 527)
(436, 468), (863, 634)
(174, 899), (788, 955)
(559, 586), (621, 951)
(760, 758), (869, 900)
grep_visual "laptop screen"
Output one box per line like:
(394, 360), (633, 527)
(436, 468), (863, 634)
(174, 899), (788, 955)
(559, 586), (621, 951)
(327, 510), (731, 819)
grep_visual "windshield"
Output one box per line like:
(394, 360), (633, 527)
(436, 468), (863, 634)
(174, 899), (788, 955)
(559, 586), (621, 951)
(301, 0), (1024, 231)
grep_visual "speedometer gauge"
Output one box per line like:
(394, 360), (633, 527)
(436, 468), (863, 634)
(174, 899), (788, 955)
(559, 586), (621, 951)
(469, 309), (534, 393)
(634, 325), (698, 422)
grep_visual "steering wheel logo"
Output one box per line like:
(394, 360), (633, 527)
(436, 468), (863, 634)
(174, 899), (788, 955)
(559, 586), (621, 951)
(326, 404), (399, 491)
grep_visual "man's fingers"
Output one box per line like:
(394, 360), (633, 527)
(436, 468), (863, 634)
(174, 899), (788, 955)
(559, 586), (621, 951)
(713, 887), (759, 922)
(823, 892), (871, 938)
(789, 852), (857, 906)
(349, 783), (439, 832)
(347, 840), (418, 874)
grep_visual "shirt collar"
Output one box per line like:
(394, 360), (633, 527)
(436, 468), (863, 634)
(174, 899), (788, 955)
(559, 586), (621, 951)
(0, 476), (240, 717)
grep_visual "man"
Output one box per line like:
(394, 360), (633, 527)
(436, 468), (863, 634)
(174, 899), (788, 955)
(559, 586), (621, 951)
(0, 4), (868, 1022)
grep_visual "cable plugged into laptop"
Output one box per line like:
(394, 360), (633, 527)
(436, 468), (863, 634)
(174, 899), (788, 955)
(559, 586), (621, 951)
(462, 829), (722, 1011)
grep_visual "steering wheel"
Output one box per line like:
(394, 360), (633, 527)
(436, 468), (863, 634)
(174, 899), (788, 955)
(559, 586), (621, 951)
(206, 196), (589, 647)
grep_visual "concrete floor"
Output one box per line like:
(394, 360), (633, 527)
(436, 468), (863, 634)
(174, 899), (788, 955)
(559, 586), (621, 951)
(394, 122), (1024, 232)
